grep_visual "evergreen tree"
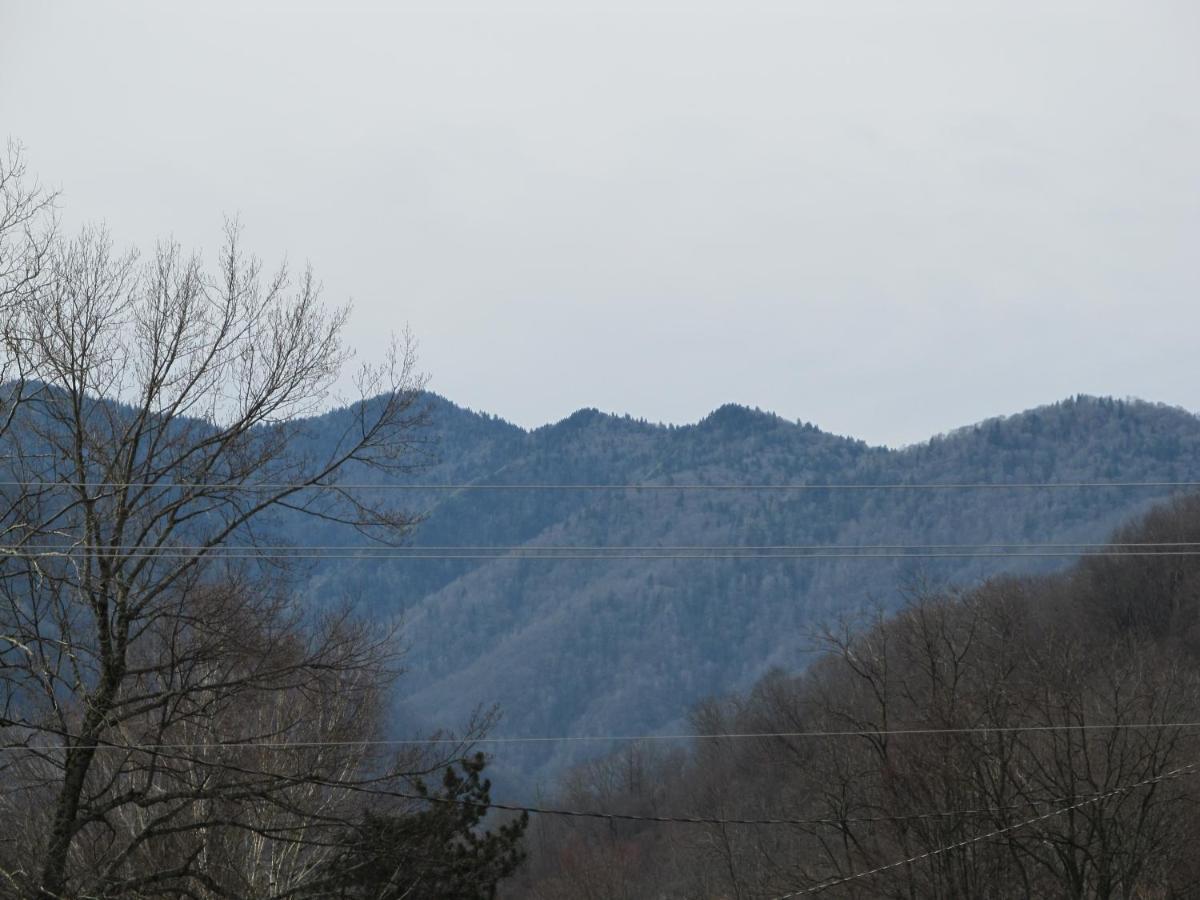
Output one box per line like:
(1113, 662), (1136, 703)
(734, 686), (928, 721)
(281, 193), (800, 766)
(313, 754), (527, 899)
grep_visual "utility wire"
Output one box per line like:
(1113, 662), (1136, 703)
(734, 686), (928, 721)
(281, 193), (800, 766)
(0, 729), (1182, 832)
(346, 783), (1177, 830)
(774, 761), (1200, 897)
(5, 728), (1199, 831)
(1, 480), (1198, 492)
(4, 549), (1200, 560)
(189, 754), (1200, 833)
(29, 730), (1190, 832)
(5, 721), (1200, 752)
(13, 541), (1200, 552)
(6, 538), (1200, 562)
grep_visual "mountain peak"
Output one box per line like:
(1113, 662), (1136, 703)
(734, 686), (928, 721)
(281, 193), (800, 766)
(698, 403), (780, 429)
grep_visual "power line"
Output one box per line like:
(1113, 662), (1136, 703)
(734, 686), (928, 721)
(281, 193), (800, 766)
(6, 730), (1198, 837)
(1, 727), (1183, 832)
(350, 783), (1172, 830)
(5, 720), (1200, 752)
(1, 480), (1197, 492)
(14, 541), (1200, 552)
(187, 755), (1200, 833)
(775, 761), (1200, 898)
(5, 549), (1200, 560)
(34, 732), (1189, 833)
(6, 728), (1199, 832)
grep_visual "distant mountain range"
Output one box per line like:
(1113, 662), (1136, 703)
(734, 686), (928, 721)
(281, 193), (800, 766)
(285, 394), (1200, 793)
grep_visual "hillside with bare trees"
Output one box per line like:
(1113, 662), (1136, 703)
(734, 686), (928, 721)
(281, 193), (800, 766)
(514, 493), (1200, 898)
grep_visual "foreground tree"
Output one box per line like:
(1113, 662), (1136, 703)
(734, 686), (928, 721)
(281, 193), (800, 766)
(311, 755), (527, 899)
(0, 154), (523, 898)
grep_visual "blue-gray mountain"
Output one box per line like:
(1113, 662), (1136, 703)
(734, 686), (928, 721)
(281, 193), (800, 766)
(288, 395), (1200, 791)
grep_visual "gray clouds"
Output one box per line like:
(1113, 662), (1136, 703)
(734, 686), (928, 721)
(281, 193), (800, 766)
(1, 0), (1196, 445)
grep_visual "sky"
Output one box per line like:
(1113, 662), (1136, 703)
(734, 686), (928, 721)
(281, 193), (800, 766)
(1, 0), (1197, 446)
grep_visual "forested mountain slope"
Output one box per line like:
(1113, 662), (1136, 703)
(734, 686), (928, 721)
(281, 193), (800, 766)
(290, 395), (1200, 786)
(515, 493), (1200, 899)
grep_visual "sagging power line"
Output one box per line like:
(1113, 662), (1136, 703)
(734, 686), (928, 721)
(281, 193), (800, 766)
(4, 726), (1189, 832)
(774, 761), (1200, 897)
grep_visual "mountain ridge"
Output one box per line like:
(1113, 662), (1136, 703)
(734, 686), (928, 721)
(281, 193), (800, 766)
(6, 385), (1196, 793)
(284, 392), (1200, 793)
(405, 391), (1199, 453)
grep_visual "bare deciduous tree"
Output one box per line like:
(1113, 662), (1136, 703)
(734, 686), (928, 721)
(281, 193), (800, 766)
(0, 156), (516, 898)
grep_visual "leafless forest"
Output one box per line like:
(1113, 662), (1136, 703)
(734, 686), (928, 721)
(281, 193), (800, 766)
(514, 496), (1200, 898)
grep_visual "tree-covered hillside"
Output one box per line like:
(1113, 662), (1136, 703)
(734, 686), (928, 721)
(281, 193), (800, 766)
(514, 491), (1200, 899)
(287, 394), (1200, 789)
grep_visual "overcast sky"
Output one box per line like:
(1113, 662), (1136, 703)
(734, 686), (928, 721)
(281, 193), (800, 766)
(1, 1), (1196, 446)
